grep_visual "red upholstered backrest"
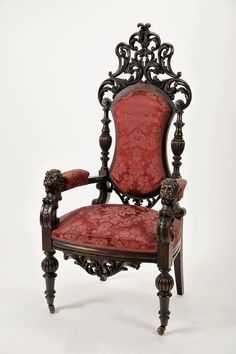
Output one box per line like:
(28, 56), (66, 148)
(110, 84), (174, 196)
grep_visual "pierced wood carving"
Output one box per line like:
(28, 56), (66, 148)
(108, 185), (160, 208)
(64, 253), (140, 278)
(98, 23), (191, 112)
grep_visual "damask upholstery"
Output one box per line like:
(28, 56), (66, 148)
(62, 169), (89, 191)
(52, 204), (182, 252)
(176, 178), (187, 201)
(110, 84), (173, 196)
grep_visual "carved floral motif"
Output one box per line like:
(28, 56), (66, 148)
(98, 23), (191, 111)
(63, 252), (140, 278)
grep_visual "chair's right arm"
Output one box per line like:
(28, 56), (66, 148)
(157, 178), (186, 268)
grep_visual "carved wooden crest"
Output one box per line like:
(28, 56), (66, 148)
(98, 23), (191, 112)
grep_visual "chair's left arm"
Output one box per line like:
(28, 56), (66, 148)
(157, 178), (187, 266)
(40, 169), (107, 252)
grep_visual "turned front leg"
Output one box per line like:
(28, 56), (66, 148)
(41, 251), (59, 314)
(155, 269), (174, 335)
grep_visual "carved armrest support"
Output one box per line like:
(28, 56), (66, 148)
(40, 169), (66, 230)
(158, 178), (186, 244)
(92, 179), (111, 205)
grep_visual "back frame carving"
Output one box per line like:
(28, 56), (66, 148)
(96, 23), (192, 208)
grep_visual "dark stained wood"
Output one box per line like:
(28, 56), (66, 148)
(41, 251), (59, 314)
(40, 23), (192, 335)
(174, 239), (184, 295)
(52, 239), (181, 263)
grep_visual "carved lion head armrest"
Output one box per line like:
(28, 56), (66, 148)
(160, 178), (187, 203)
(159, 178), (187, 244)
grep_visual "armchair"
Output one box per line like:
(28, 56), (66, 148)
(40, 23), (191, 335)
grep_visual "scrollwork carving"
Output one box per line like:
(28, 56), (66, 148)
(98, 23), (192, 112)
(64, 253), (140, 278)
(108, 185), (160, 208)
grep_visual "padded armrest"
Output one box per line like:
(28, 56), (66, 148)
(62, 169), (90, 191)
(176, 178), (187, 201)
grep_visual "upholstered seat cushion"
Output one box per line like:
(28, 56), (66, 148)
(52, 204), (182, 252)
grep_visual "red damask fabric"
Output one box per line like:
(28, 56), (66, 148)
(110, 84), (173, 195)
(62, 169), (89, 191)
(177, 178), (187, 201)
(52, 204), (182, 252)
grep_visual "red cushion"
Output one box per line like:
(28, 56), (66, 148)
(52, 204), (182, 252)
(62, 169), (89, 191)
(177, 178), (187, 201)
(110, 84), (172, 195)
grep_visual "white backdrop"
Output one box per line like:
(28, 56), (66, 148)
(0, 0), (236, 353)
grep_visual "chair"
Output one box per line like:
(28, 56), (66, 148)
(40, 23), (192, 335)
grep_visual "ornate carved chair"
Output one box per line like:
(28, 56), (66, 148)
(40, 23), (191, 335)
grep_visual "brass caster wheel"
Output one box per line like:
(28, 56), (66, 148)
(157, 326), (166, 335)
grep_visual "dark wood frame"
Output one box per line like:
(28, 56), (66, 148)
(40, 23), (191, 335)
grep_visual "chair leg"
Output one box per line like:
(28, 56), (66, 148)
(41, 251), (59, 314)
(174, 243), (184, 295)
(155, 269), (174, 335)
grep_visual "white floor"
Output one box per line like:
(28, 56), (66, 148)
(1, 249), (235, 354)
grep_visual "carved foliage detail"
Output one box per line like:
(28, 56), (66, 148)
(64, 253), (140, 278)
(109, 185), (160, 208)
(98, 23), (192, 112)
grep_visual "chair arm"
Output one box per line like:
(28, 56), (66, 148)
(176, 178), (187, 201)
(40, 169), (64, 231)
(40, 169), (108, 251)
(158, 178), (186, 245)
(62, 169), (90, 191)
